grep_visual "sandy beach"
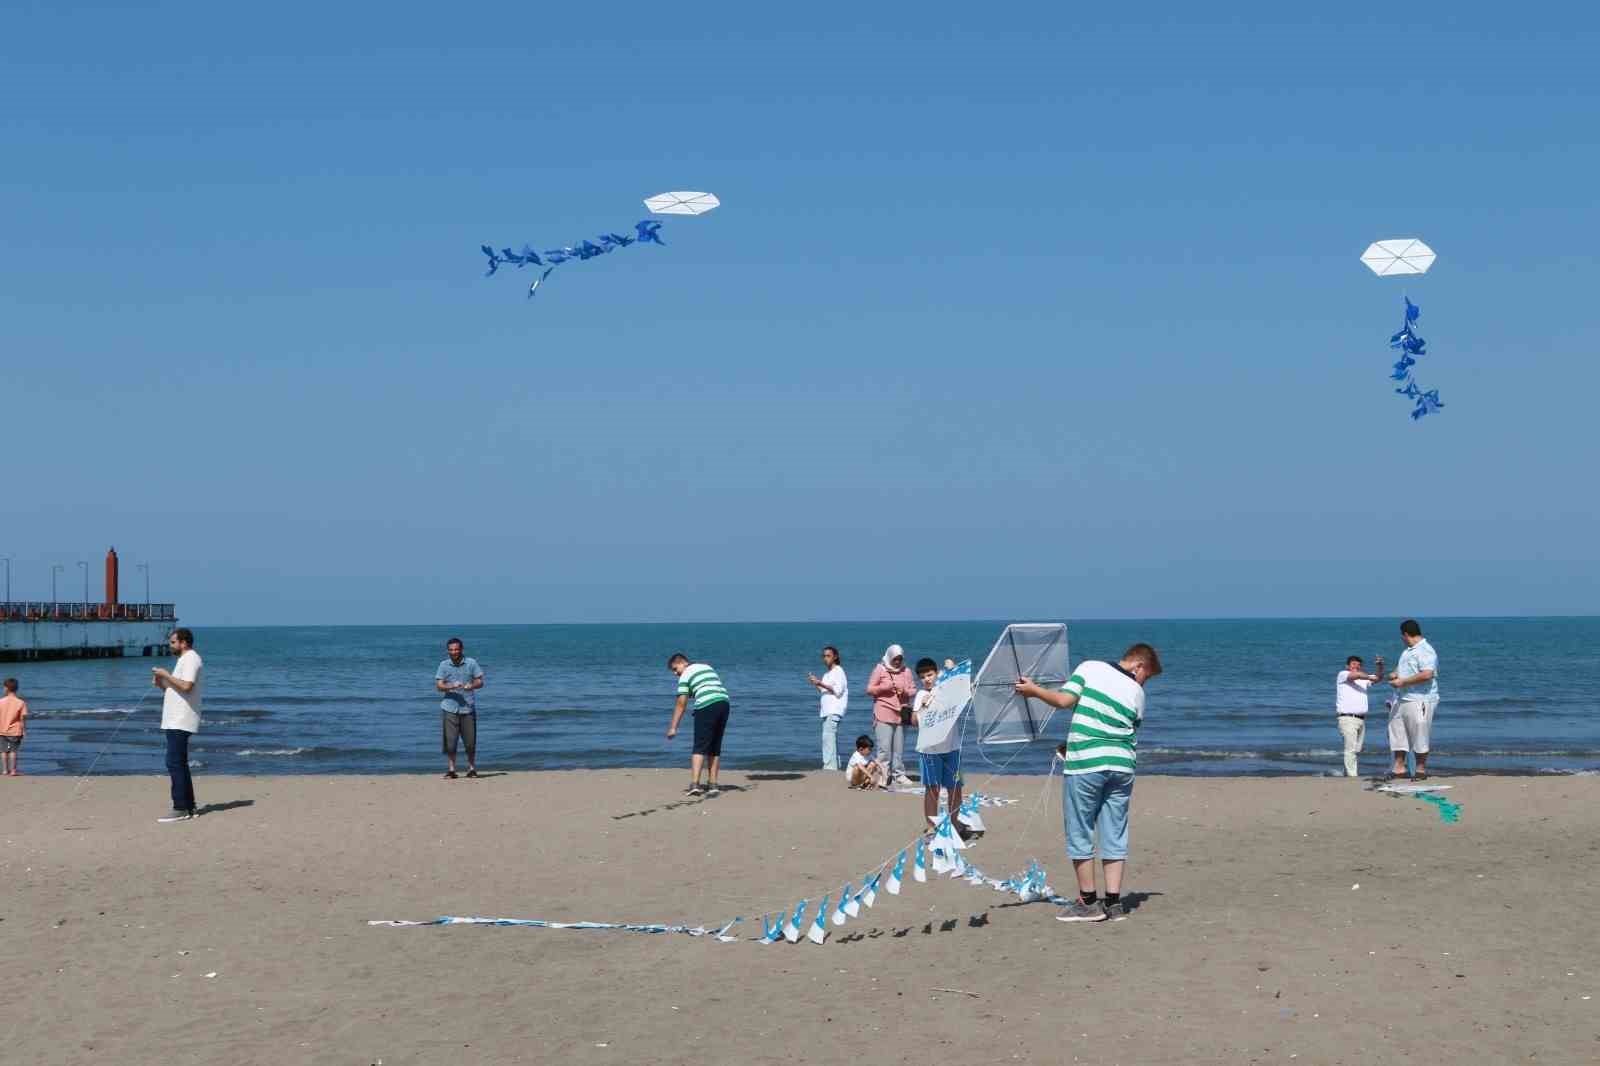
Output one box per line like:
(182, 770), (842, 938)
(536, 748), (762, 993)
(4, 770), (1598, 1065)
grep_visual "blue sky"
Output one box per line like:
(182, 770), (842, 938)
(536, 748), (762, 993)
(4, 2), (1598, 624)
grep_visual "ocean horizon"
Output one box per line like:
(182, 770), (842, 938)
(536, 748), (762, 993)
(11, 617), (1599, 779)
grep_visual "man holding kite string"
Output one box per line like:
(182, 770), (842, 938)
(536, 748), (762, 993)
(1015, 643), (1162, 923)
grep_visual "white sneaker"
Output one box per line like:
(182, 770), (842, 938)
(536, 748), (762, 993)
(157, 810), (194, 823)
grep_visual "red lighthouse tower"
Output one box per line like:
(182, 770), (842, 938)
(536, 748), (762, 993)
(105, 547), (120, 614)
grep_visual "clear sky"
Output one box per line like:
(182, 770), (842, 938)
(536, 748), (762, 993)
(4, 2), (1598, 625)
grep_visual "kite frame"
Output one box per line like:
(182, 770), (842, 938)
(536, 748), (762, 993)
(971, 623), (1070, 745)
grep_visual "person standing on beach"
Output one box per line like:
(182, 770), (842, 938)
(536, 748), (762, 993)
(435, 638), (485, 779)
(1335, 656), (1380, 778)
(1387, 619), (1439, 780)
(1015, 643), (1162, 923)
(667, 654), (730, 797)
(912, 658), (964, 831)
(0, 678), (27, 776)
(808, 646), (849, 770)
(152, 628), (203, 822)
(866, 645), (916, 788)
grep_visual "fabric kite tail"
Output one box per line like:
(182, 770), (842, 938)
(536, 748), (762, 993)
(481, 245), (500, 276)
(635, 219), (665, 245)
(527, 266), (554, 299)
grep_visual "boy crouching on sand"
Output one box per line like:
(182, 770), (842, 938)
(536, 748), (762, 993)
(1016, 643), (1162, 924)
(0, 678), (27, 776)
(846, 735), (887, 789)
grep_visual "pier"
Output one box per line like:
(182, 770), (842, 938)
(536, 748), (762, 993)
(0, 549), (177, 662)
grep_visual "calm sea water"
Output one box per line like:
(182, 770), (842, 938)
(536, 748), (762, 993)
(12, 619), (1600, 778)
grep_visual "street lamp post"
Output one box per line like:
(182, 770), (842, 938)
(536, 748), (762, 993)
(2, 555), (10, 606)
(137, 563), (150, 616)
(51, 563), (64, 613)
(78, 561), (89, 610)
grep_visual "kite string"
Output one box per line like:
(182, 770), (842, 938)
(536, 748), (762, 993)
(67, 686), (160, 802)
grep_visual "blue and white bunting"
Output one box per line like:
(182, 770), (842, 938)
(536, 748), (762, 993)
(783, 900), (807, 944)
(886, 850), (906, 895)
(367, 789), (1071, 945)
(807, 895), (830, 945)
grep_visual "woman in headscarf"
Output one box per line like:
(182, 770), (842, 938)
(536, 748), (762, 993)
(865, 644), (916, 788)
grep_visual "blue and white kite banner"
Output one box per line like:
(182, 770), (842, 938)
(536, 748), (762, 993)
(1389, 297), (1443, 420)
(368, 792), (1060, 944)
(480, 220), (665, 299)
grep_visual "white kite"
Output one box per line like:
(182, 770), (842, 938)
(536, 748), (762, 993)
(1360, 238), (1436, 277)
(644, 191), (721, 216)
(971, 624), (1070, 745)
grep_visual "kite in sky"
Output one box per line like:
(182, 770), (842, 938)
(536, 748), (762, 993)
(1362, 238), (1443, 420)
(1361, 238), (1436, 277)
(480, 191), (719, 300)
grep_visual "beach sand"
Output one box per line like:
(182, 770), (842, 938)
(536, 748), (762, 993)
(4, 770), (1598, 1065)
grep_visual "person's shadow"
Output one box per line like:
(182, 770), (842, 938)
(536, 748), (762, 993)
(196, 800), (255, 817)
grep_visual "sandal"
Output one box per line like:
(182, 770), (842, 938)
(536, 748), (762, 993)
(444, 771), (458, 779)
(465, 769), (478, 778)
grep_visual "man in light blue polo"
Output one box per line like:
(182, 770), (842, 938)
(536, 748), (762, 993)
(1387, 619), (1439, 780)
(435, 637), (485, 779)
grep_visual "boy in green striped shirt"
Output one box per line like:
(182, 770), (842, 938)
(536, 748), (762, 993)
(1015, 643), (1162, 923)
(667, 654), (732, 797)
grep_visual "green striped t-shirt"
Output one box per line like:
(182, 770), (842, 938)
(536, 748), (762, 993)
(677, 663), (729, 709)
(1060, 660), (1145, 776)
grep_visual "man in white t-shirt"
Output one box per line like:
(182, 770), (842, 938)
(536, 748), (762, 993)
(152, 627), (203, 822)
(807, 645), (848, 770)
(1334, 655), (1379, 778)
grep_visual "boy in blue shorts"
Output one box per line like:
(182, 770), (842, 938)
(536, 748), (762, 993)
(1016, 643), (1162, 923)
(911, 658), (963, 832)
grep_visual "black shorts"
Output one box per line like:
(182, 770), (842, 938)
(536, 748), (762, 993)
(0, 735), (20, 753)
(692, 701), (730, 757)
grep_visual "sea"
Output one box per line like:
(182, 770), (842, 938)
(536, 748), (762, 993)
(12, 618), (1600, 778)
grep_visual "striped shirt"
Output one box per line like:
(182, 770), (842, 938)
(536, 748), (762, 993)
(1060, 660), (1145, 776)
(677, 663), (729, 709)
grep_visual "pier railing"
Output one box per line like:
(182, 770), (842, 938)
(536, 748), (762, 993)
(0, 602), (177, 623)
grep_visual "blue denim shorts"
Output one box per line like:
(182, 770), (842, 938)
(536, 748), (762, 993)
(1063, 769), (1134, 860)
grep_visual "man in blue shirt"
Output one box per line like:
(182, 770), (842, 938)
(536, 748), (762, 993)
(1387, 619), (1439, 780)
(435, 637), (485, 779)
